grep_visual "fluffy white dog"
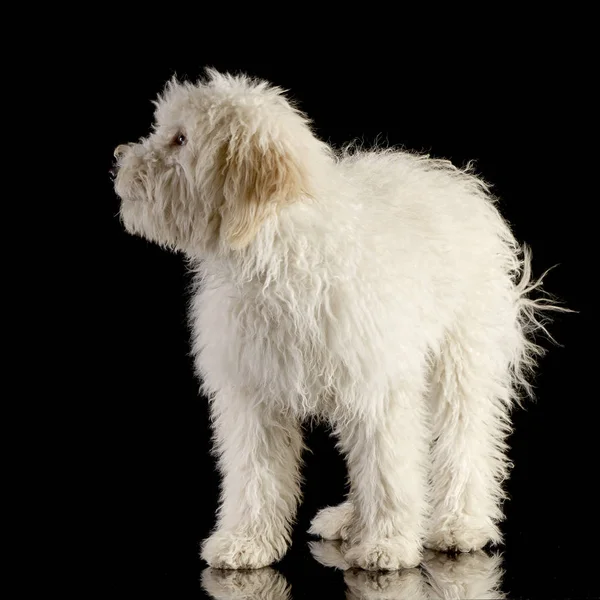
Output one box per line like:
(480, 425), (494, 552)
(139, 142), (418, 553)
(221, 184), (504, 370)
(113, 69), (561, 570)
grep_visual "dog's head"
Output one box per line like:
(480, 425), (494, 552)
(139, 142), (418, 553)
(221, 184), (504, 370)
(113, 69), (331, 254)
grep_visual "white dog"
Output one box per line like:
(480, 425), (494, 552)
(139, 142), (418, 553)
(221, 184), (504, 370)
(113, 68), (562, 571)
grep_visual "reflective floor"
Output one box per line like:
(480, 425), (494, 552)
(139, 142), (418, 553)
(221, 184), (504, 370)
(122, 528), (595, 599)
(202, 543), (504, 599)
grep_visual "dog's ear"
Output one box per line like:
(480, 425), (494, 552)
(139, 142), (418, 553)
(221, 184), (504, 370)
(220, 131), (310, 249)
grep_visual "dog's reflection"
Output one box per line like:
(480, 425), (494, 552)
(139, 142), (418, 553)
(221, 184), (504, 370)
(311, 540), (505, 600)
(419, 548), (505, 600)
(201, 567), (291, 600)
(201, 541), (505, 600)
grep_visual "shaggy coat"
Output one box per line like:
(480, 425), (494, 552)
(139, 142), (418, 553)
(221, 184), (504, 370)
(114, 69), (561, 570)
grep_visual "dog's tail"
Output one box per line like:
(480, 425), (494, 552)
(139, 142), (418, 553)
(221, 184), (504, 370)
(510, 244), (572, 402)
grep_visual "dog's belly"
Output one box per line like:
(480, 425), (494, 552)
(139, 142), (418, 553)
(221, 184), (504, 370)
(191, 270), (453, 420)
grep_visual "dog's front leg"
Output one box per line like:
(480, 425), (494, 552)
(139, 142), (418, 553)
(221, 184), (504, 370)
(334, 385), (430, 570)
(201, 389), (304, 569)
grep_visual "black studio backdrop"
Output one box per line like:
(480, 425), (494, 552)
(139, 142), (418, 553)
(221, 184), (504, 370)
(93, 44), (595, 598)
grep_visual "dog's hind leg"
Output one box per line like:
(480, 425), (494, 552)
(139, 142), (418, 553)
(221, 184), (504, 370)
(426, 314), (515, 552)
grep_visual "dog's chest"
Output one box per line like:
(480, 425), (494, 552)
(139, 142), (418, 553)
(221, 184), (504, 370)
(193, 276), (333, 414)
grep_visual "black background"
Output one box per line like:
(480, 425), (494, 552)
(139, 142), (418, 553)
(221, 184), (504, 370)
(90, 30), (595, 599)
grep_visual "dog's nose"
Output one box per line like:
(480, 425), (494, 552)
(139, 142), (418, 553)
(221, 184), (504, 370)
(114, 144), (129, 158)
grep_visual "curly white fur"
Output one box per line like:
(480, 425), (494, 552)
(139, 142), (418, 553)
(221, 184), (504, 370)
(114, 68), (566, 570)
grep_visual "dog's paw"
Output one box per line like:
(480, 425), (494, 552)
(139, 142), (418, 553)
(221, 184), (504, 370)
(201, 567), (291, 600)
(308, 501), (354, 540)
(425, 515), (501, 553)
(342, 536), (422, 571)
(201, 530), (288, 569)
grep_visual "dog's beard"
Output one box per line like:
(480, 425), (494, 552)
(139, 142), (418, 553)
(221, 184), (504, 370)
(116, 158), (217, 254)
(116, 156), (179, 247)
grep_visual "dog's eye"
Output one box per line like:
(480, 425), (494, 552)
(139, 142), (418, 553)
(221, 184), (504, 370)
(174, 133), (186, 146)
